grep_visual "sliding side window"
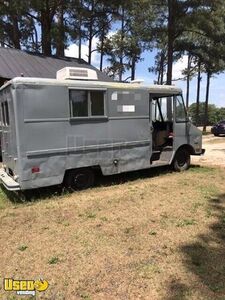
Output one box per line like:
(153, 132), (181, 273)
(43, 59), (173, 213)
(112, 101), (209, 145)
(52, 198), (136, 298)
(1, 102), (10, 126)
(1, 103), (5, 126)
(5, 102), (10, 125)
(69, 90), (105, 117)
(70, 90), (88, 117)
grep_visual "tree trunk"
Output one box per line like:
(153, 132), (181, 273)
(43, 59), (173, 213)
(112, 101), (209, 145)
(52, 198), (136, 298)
(41, 0), (53, 55)
(10, 15), (21, 49)
(100, 50), (104, 71)
(160, 67), (164, 85)
(186, 54), (191, 110)
(119, 5), (125, 82)
(78, 36), (82, 59)
(160, 51), (165, 85)
(56, 5), (65, 57)
(166, 0), (174, 85)
(99, 29), (105, 71)
(157, 51), (165, 84)
(196, 61), (201, 126)
(203, 72), (211, 132)
(88, 0), (94, 64)
(41, 16), (52, 56)
(157, 69), (161, 84)
(166, 42), (173, 85)
(33, 25), (39, 52)
(88, 29), (93, 64)
(78, 0), (83, 60)
(131, 57), (135, 80)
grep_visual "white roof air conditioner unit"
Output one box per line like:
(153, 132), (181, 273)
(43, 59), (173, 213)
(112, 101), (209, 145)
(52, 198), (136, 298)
(56, 67), (98, 81)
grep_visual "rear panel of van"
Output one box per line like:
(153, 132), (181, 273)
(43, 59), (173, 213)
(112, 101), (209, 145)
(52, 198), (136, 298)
(0, 85), (19, 179)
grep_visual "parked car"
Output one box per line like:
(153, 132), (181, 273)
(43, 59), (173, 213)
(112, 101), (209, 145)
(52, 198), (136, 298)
(211, 120), (225, 136)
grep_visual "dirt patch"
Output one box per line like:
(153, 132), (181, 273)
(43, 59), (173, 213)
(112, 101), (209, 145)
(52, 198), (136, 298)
(192, 134), (225, 167)
(0, 166), (225, 299)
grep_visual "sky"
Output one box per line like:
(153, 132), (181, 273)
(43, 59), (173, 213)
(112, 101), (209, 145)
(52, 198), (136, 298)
(65, 40), (225, 108)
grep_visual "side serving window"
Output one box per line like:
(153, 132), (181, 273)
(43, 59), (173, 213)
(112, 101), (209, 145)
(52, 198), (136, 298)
(69, 89), (105, 117)
(175, 95), (187, 123)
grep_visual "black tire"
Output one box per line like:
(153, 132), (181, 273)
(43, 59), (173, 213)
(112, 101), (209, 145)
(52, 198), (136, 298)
(64, 168), (95, 190)
(172, 149), (190, 172)
(214, 133), (219, 137)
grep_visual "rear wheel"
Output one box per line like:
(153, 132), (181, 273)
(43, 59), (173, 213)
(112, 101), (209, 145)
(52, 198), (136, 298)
(214, 133), (219, 136)
(64, 168), (95, 190)
(172, 149), (190, 172)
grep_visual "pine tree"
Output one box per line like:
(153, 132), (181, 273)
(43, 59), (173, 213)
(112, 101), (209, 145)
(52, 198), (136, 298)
(0, 1), (32, 49)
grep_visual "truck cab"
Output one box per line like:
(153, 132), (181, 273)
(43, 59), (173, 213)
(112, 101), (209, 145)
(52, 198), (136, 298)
(150, 93), (204, 170)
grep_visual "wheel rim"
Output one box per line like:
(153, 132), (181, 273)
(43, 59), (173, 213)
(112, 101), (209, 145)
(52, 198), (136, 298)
(177, 153), (187, 167)
(74, 172), (89, 189)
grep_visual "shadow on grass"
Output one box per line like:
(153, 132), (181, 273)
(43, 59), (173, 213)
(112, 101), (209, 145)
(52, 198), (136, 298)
(2, 164), (207, 204)
(166, 193), (225, 300)
(165, 279), (190, 300)
(2, 165), (172, 203)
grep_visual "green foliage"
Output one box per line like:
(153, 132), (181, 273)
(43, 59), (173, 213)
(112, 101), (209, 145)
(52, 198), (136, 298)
(176, 219), (196, 227)
(48, 256), (59, 264)
(99, 1), (146, 80)
(189, 102), (225, 125)
(100, 30), (142, 80)
(18, 244), (28, 251)
(0, 0), (225, 103)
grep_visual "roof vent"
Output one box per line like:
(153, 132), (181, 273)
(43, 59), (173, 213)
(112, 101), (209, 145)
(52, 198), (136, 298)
(56, 67), (98, 81)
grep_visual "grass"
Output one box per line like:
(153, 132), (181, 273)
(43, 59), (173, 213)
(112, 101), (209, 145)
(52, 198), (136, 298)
(0, 165), (225, 299)
(176, 218), (196, 227)
(48, 256), (60, 265)
(188, 165), (214, 174)
(18, 244), (28, 251)
(149, 230), (157, 235)
(80, 292), (92, 300)
(137, 261), (161, 279)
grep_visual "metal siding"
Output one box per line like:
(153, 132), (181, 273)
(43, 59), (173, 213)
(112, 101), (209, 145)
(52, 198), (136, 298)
(13, 83), (152, 188)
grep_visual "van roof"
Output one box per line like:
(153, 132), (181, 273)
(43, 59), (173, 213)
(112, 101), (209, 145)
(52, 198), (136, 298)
(0, 77), (182, 95)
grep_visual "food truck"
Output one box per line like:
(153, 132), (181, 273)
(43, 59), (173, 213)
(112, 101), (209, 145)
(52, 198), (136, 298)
(0, 67), (204, 190)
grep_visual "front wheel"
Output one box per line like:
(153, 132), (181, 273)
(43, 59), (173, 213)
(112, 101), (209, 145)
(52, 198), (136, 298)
(172, 149), (190, 172)
(64, 168), (95, 190)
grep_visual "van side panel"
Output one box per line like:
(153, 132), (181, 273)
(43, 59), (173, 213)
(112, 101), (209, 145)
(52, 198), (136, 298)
(0, 86), (19, 177)
(15, 84), (152, 189)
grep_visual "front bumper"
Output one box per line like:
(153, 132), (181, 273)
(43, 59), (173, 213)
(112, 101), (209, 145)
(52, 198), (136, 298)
(194, 149), (205, 156)
(0, 168), (20, 191)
